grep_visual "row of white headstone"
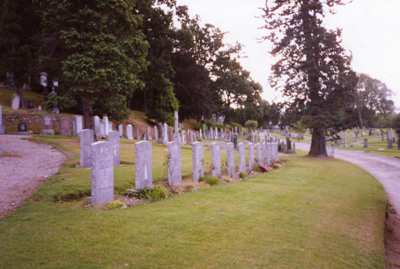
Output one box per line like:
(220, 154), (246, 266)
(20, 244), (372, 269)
(79, 128), (279, 206)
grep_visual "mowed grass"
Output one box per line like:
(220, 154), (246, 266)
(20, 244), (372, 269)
(0, 137), (386, 269)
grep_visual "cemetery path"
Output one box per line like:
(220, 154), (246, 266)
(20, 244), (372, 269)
(297, 143), (400, 268)
(0, 135), (65, 219)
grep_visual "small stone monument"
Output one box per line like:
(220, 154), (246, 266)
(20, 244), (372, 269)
(126, 124), (133, 140)
(255, 143), (263, 166)
(93, 116), (101, 137)
(363, 138), (368, 149)
(102, 116), (110, 136)
(11, 95), (21, 110)
(162, 123), (169, 145)
(80, 129), (94, 168)
(107, 131), (120, 166)
(238, 142), (246, 173)
(154, 125), (159, 142)
(42, 115), (55, 135)
(226, 142), (235, 178)
(74, 115), (83, 136)
(135, 141), (153, 190)
(118, 124), (124, 137)
(167, 141), (182, 187)
(192, 142), (204, 183)
(211, 143), (221, 178)
(248, 142), (255, 171)
(91, 141), (114, 206)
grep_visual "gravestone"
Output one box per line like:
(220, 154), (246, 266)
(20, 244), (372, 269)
(102, 116), (110, 136)
(91, 141), (114, 206)
(107, 131), (120, 166)
(118, 124), (124, 137)
(42, 115), (55, 135)
(167, 141), (182, 187)
(11, 95), (21, 110)
(93, 116), (101, 137)
(0, 105), (5, 134)
(192, 142), (204, 183)
(74, 115), (83, 136)
(211, 143), (221, 177)
(60, 117), (73, 136)
(248, 142), (255, 171)
(255, 143), (263, 166)
(135, 141), (153, 190)
(238, 142), (246, 173)
(126, 124), (133, 140)
(80, 129), (94, 168)
(388, 129), (394, 149)
(154, 126), (159, 142)
(162, 123), (169, 144)
(226, 142), (235, 178)
(363, 138), (368, 149)
(265, 143), (273, 166)
(147, 126), (152, 140)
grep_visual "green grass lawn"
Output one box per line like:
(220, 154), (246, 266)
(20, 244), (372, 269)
(0, 136), (386, 268)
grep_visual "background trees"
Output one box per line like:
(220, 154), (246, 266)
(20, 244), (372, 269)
(264, 0), (358, 156)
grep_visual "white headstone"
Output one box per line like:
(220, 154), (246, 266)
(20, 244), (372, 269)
(192, 142), (204, 183)
(135, 141), (153, 190)
(238, 142), (247, 173)
(126, 124), (133, 140)
(226, 142), (235, 178)
(74, 115), (83, 136)
(167, 141), (182, 187)
(11, 95), (20, 110)
(80, 129), (94, 168)
(211, 143), (221, 177)
(163, 123), (169, 145)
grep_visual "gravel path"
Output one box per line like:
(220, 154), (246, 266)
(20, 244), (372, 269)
(0, 135), (65, 219)
(297, 143), (400, 268)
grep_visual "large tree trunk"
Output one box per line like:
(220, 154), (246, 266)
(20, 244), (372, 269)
(309, 128), (328, 157)
(82, 97), (93, 129)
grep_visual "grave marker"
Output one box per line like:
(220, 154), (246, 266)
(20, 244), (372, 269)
(167, 141), (182, 187)
(135, 141), (153, 190)
(238, 142), (246, 173)
(211, 143), (221, 177)
(226, 142), (235, 178)
(80, 129), (94, 168)
(192, 142), (204, 183)
(107, 131), (120, 166)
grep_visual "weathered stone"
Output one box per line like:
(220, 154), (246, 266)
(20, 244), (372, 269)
(0, 105), (4, 134)
(163, 123), (169, 144)
(264, 143), (272, 166)
(93, 116), (101, 137)
(255, 143), (263, 166)
(154, 125), (159, 142)
(135, 141), (153, 190)
(248, 142), (255, 171)
(238, 142), (247, 173)
(60, 117), (73, 136)
(126, 124), (133, 140)
(174, 111), (179, 133)
(42, 115), (55, 135)
(80, 129), (94, 168)
(118, 124), (124, 137)
(167, 141), (182, 187)
(107, 131), (120, 166)
(211, 143), (221, 177)
(74, 115), (83, 136)
(91, 141), (114, 206)
(226, 142), (235, 178)
(102, 116), (109, 136)
(192, 142), (204, 183)
(11, 95), (20, 110)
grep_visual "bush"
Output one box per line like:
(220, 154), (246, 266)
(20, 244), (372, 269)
(131, 186), (170, 202)
(245, 120), (258, 130)
(105, 200), (125, 210)
(239, 172), (247, 179)
(200, 176), (220, 186)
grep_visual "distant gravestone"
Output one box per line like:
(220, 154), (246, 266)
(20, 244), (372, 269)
(163, 123), (169, 145)
(167, 141), (182, 187)
(118, 124), (124, 137)
(91, 141), (114, 206)
(135, 141), (153, 190)
(42, 115), (55, 135)
(192, 142), (204, 183)
(265, 143), (272, 166)
(11, 95), (21, 110)
(80, 129), (94, 168)
(363, 138), (368, 149)
(107, 131), (120, 166)
(93, 116), (101, 138)
(126, 124), (133, 140)
(238, 142), (246, 173)
(154, 125), (159, 142)
(60, 117), (72, 136)
(248, 142), (255, 171)
(0, 105), (5, 134)
(102, 116), (110, 136)
(388, 129), (394, 149)
(211, 143), (221, 178)
(74, 115), (83, 136)
(226, 142), (235, 178)
(255, 143), (263, 166)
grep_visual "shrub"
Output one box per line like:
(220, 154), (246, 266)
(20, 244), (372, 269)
(131, 186), (170, 202)
(105, 200), (125, 210)
(239, 172), (247, 179)
(245, 120), (258, 130)
(200, 176), (220, 186)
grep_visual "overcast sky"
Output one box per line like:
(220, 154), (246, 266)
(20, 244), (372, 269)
(177, 0), (400, 108)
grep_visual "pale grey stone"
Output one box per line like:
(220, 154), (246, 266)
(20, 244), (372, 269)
(126, 124), (133, 140)
(102, 116), (109, 136)
(174, 111), (179, 133)
(238, 142), (247, 173)
(11, 95), (20, 110)
(256, 143), (263, 166)
(163, 123), (169, 144)
(248, 142), (255, 171)
(192, 142), (204, 183)
(0, 105), (4, 134)
(118, 124), (124, 137)
(91, 141), (114, 206)
(80, 129), (94, 168)
(167, 141), (182, 187)
(211, 143), (221, 177)
(154, 126), (159, 142)
(265, 143), (273, 166)
(74, 115), (83, 136)
(107, 131), (120, 166)
(135, 141), (153, 190)
(93, 116), (101, 137)
(226, 142), (235, 178)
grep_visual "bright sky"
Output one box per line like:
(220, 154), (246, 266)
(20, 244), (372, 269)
(177, 0), (400, 108)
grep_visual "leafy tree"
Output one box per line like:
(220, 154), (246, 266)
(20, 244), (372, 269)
(39, 0), (148, 125)
(264, 0), (358, 157)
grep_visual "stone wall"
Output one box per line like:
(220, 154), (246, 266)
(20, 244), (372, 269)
(3, 110), (75, 135)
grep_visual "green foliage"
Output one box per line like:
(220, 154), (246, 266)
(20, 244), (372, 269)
(239, 172), (247, 179)
(244, 120), (258, 130)
(105, 200), (125, 210)
(200, 176), (220, 186)
(131, 186), (170, 202)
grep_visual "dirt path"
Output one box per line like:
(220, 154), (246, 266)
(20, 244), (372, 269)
(0, 135), (65, 219)
(297, 143), (400, 268)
